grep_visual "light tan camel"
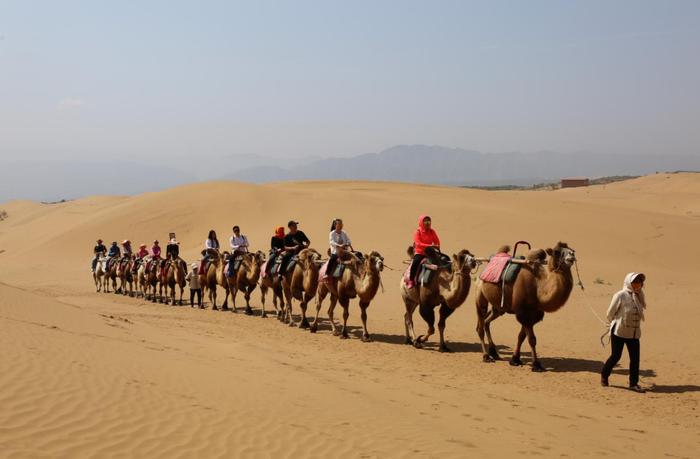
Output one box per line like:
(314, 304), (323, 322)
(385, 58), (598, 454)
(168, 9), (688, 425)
(139, 258), (160, 301)
(401, 248), (478, 352)
(281, 248), (324, 327)
(93, 257), (107, 292)
(474, 242), (576, 371)
(164, 259), (187, 305)
(223, 251), (265, 315)
(311, 251), (384, 341)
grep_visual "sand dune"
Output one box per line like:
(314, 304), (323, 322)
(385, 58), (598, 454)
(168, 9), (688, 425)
(1, 173), (699, 458)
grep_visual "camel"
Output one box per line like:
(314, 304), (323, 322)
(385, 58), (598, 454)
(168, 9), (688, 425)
(474, 242), (576, 371)
(401, 248), (478, 352)
(117, 256), (135, 297)
(223, 251), (265, 315)
(104, 258), (119, 293)
(311, 251), (384, 341)
(259, 261), (286, 319)
(281, 248), (324, 327)
(139, 258), (160, 301)
(200, 253), (225, 310)
(164, 259), (187, 305)
(93, 257), (107, 292)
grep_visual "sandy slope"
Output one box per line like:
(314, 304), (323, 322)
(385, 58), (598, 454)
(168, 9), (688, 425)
(0, 173), (699, 458)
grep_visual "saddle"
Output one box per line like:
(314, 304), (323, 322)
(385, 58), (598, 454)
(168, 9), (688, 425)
(403, 253), (451, 287)
(480, 241), (532, 285)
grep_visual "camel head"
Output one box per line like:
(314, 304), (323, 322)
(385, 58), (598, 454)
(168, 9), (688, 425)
(545, 242), (576, 271)
(453, 249), (477, 274)
(364, 251), (384, 273)
(298, 248), (323, 270)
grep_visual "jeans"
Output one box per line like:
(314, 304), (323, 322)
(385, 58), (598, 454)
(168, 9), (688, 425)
(601, 333), (640, 386)
(408, 254), (426, 282)
(190, 288), (202, 307)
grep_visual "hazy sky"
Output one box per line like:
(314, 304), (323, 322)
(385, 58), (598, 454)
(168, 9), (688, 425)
(1, 0), (699, 161)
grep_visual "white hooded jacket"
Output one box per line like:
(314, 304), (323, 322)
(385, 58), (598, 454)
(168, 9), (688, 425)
(606, 272), (646, 339)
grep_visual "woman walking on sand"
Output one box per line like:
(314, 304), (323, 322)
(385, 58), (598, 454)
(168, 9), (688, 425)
(601, 272), (647, 393)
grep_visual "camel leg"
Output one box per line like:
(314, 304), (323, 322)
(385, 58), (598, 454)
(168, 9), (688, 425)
(328, 295), (339, 336)
(310, 288), (327, 333)
(299, 293), (311, 329)
(284, 288), (295, 327)
(221, 283), (231, 311)
(526, 325), (544, 372)
(510, 325), (527, 366)
(404, 300), (419, 346)
(243, 285), (254, 315)
(260, 285), (268, 318)
(359, 301), (371, 342)
(339, 297), (350, 339)
(484, 310), (503, 360)
(210, 286), (218, 311)
(437, 302), (455, 353)
(416, 304), (435, 346)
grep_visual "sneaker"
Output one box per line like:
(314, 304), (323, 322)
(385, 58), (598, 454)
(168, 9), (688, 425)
(629, 385), (646, 393)
(600, 376), (609, 387)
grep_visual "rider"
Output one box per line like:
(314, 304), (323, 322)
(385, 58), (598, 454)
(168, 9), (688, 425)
(136, 243), (149, 260)
(266, 227), (286, 277)
(327, 218), (353, 278)
(107, 241), (121, 270)
(92, 239), (107, 272)
(163, 237), (181, 278)
(280, 220), (310, 276)
(407, 215), (441, 288)
(199, 230), (220, 274)
(148, 240), (161, 272)
(227, 226), (250, 277)
(122, 239), (133, 258)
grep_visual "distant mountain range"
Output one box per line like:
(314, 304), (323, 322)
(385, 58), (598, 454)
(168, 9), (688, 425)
(2, 145), (699, 202)
(221, 145), (700, 186)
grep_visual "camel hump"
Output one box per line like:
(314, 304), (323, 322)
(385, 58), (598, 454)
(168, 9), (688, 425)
(497, 245), (511, 254)
(526, 249), (546, 262)
(406, 245), (415, 257)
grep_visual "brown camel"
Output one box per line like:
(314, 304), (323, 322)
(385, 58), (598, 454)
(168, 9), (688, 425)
(281, 248), (324, 327)
(117, 256), (135, 297)
(223, 251), (265, 315)
(200, 253), (225, 310)
(164, 259), (187, 305)
(104, 258), (119, 293)
(474, 242), (576, 371)
(259, 263), (285, 319)
(311, 251), (384, 341)
(401, 248), (478, 352)
(93, 257), (107, 292)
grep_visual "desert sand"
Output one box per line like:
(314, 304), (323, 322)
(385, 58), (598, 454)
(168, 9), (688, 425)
(1, 173), (699, 458)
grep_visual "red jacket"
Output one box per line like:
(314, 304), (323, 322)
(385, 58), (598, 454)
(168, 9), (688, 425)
(413, 215), (440, 255)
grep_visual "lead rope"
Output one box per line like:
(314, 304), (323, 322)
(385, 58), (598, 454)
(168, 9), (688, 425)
(574, 259), (610, 346)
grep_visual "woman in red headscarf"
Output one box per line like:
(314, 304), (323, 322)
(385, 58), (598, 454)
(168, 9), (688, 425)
(407, 215), (441, 288)
(266, 227), (286, 276)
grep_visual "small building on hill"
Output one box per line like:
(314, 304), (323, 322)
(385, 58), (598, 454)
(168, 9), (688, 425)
(560, 177), (590, 188)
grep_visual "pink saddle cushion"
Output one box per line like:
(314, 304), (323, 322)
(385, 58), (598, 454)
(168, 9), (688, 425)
(479, 253), (511, 283)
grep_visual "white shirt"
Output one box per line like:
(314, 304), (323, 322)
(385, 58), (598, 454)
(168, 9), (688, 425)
(229, 235), (249, 253)
(329, 230), (351, 255)
(205, 238), (219, 250)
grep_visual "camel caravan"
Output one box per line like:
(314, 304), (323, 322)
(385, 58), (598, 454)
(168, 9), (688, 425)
(90, 217), (580, 371)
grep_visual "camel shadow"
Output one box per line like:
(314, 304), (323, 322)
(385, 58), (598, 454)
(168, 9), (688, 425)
(539, 356), (656, 377)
